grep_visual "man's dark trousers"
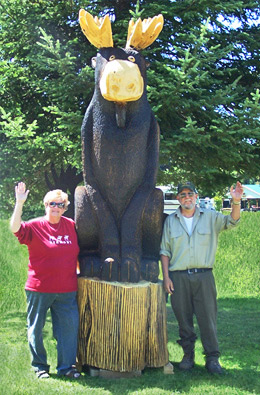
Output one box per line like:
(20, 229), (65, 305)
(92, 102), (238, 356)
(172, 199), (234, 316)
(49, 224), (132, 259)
(169, 270), (220, 360)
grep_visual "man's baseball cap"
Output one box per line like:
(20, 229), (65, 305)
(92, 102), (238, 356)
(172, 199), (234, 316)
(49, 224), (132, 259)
(177, 181), (197, 194)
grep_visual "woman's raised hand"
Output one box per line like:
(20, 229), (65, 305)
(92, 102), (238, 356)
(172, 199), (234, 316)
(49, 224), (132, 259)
(15, 182), (29, 204)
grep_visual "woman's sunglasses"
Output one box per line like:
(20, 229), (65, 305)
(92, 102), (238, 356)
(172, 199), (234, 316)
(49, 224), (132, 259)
(48, 202), (65, 209)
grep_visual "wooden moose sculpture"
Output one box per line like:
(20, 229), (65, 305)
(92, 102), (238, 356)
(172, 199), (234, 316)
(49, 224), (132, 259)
(75, 10), (164, 283)
(75, 11), (170, 374)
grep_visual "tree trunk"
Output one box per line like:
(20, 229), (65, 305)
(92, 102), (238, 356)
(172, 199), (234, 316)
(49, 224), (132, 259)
(77, 277), (169, 372)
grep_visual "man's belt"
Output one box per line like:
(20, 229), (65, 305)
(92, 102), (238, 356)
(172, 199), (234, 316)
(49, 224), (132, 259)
(174, 268), (212, 274)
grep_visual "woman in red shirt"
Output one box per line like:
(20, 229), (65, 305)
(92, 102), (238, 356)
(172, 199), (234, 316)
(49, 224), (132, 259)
(10, 182), (81, 379)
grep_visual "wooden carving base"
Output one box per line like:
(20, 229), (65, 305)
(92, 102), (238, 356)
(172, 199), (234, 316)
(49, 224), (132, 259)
(77, 277), (169, 372)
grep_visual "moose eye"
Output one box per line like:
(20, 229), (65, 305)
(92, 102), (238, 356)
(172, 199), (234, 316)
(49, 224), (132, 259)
(128, 56), (135, 62)
(109, 55), (116, 61)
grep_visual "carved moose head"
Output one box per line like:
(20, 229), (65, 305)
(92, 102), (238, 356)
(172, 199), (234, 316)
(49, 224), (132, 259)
(79, 10), (164, 103)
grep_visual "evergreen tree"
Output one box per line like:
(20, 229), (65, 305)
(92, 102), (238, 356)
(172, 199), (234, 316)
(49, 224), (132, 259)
(0, 0), (259, 215)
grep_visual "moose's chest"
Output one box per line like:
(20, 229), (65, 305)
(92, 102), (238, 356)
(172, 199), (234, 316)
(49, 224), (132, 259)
(89, 106), (151, 212)
(92, 106), (150, 177)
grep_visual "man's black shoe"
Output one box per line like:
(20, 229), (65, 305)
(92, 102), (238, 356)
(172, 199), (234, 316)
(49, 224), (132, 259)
(206, 359), (223, 374)
(179, 351), (194, 371)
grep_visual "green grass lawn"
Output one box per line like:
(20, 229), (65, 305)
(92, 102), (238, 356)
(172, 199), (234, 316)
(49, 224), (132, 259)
(1, 213), (260, 394)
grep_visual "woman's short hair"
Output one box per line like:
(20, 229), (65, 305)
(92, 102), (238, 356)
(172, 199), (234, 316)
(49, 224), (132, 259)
(43, 189), (70, 210)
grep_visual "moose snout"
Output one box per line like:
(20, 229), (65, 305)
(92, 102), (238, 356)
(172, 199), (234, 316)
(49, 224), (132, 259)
(100, 59), (144, 102)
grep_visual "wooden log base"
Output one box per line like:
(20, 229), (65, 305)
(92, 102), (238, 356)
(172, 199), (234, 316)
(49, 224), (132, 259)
(77, 277), (169, 372)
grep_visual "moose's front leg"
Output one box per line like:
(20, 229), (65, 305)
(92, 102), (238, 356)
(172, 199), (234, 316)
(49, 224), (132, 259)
(141, 187), (164, 282)
(75, 185), (120, 281)
(120, 185), (152, 282)
(75, 186), (101, 278)
(120, 186), (164, 283)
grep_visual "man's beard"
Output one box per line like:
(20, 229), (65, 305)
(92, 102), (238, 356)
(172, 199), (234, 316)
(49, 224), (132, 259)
(181, 202), (196, 211)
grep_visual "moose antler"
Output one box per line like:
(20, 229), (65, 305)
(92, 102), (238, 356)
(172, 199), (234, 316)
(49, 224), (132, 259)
(79, 9), (113, 48)
(126, 14), (164, 50)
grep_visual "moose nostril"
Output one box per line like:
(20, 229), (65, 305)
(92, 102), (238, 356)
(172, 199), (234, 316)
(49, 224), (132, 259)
(127, 83), (135, 90)
(112, 85), (119, 93)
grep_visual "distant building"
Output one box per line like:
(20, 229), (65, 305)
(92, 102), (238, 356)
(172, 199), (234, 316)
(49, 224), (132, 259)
(224, 184), (260, 211)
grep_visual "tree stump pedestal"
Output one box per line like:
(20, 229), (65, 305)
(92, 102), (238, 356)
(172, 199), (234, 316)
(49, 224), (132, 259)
(77, 277), (169, 374)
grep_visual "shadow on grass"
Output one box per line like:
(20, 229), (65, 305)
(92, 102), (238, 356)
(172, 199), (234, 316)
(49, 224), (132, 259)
(42, 363), (260, 395)
(1, 297), (259, 394)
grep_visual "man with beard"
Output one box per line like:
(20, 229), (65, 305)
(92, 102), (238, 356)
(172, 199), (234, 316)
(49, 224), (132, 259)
(160, 181), (243, 374)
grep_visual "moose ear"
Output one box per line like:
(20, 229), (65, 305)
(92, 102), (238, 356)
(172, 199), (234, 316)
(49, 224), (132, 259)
(91, 57), (97, 69)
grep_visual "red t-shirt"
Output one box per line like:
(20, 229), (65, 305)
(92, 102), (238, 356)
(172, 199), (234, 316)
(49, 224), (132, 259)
(15, 216), (80, 293)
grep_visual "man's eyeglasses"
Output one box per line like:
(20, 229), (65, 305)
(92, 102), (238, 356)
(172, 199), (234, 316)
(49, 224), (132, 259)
(179, 192), (195, 198)
(49, 202), (65, 209)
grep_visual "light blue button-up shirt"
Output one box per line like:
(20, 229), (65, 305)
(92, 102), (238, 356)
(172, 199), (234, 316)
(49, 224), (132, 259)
(160, 206), (239, 271)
